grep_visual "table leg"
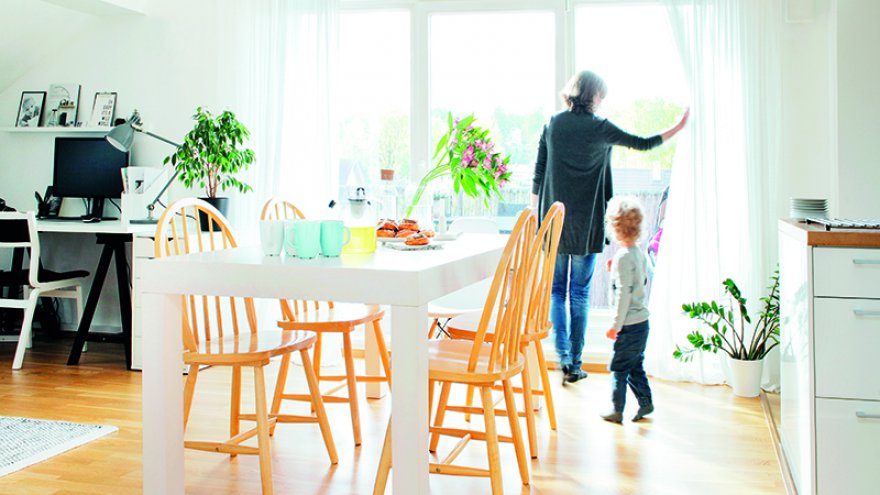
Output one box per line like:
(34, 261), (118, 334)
(142, 291), (184, 495)
(67, 243), (113, 365)
(390, 304), (429, 494)
(113, 242), (133, 370)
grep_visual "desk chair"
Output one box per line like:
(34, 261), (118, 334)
(373, 208), (537, 495)
(426, 217), (500, 339)
(262, 198), (391, 447)
(0, 212), (87, 369)
(155, 198), (337, 495)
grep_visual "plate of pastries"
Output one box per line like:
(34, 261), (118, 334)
(376, 218), (438, 249)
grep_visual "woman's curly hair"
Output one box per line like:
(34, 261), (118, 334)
(605, 196), (644, 244)
(561, 70), (608, 114)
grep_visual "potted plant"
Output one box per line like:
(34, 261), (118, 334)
(164, 107), (255, 227)
(405, 113), (512, 217)
(673, 270), (780, 397)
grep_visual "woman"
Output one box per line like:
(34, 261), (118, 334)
(531, 70), (688, 384)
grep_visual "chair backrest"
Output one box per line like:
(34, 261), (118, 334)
(0, 211), (42, 288)
(528, 202), (565, 334)
(261, 198), (306, 222)
(449, 217), (500, 234)
(259, 197), (328, 320)
(468, 208), (537, 374)
(153, 198), (256, 353)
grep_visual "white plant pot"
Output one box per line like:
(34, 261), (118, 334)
(725, 356), (764, 398)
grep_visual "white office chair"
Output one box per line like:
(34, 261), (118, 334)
(0, 212), (87, 369)
(426, 217), (499, 338)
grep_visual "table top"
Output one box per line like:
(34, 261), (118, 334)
(36, 218), (156, 235)
(779, 219), (880, 248)
(138, 233), (508, 306)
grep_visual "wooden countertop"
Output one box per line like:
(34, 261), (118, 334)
(779, 219), (880, 248)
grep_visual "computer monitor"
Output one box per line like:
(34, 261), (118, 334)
(53, 137), (129, 219)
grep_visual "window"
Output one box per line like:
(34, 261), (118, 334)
(338, 10), (411, 204)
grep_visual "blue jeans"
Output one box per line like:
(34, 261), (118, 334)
(551, 253), (597, 373)
(609, 320), (653, 412)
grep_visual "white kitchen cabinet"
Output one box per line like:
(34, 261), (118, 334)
(779, 220), (880, 495)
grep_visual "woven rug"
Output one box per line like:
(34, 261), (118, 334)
(0, 416), (117, 477)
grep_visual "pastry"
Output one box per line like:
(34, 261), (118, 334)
(376, 229), (396, 238)
(405, 232), (429, 246)
(421, 229), (435, 238)
(398, 218), (420, 231)
(395, 229), (418, 238)
(377, 219), (398, 231)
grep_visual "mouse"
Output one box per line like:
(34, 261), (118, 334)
(82, 217), (101, 223)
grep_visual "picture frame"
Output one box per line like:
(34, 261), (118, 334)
(88, 92), (117, 127)
(45, 83), (81, 127)
(15, 91), (46, 127)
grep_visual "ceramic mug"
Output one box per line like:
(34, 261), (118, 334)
(293, 220), (321, 259)
(320, 220), (351, 257)
(283, 219), (298, 256)
(259, 220), (284, 256)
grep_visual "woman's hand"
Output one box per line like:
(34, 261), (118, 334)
(661, 107), (690, 143)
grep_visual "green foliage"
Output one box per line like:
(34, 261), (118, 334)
(164, 107), (256, 198)
(377, 111), (410, 174)
(406, 112), (512, 216)
(674, 270), (780, 362)
(607, 97), (684, 171)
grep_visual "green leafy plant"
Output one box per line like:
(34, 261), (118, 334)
(405, 113), (512, 216)
(164, 107), (256, 198)
(674, 270), (780, 362)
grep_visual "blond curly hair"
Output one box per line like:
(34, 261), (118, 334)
(605, 196), (644, 244)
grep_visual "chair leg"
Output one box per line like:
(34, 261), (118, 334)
(230, 365), (242, 458)
(373, 416), (392, 495)
(270, 354), (291, 436)
(480, 386), (503, 495)
(301, 349), (338, 464)
(372, 320), (392, 387)
(253, 366), (274, 495)
(429, 381), (452, 453)
(464, 385), (476, 422)
(521, 361), (538, 459)
(12, 290), (40, 370)
(313, 333), (323, 373)
(428, 379), (436, 424)
(534, 340), (557, 430)
(22, 288), (32, 349)
(427, 319), (439, 339)
(342, 333), (362, 446)
(502, 379), (529, 486)
(183, 364), (200, 431)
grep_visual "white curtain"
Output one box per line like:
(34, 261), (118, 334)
(646, 0), (781, 385)
(217, 0), (340, 237)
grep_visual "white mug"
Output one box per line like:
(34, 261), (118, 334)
(259, 220), (284, 256)
(283, 219), (298, 256)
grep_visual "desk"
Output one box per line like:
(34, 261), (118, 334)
(138, 234), (507, 494)
(35, 220), (154, 368)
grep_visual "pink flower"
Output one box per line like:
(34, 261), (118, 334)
(483, 158), (492, 170)
(499, 179), (507, 188)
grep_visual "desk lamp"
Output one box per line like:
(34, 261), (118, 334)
(106, 110), (182, 224)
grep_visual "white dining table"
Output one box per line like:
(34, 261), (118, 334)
(138, 233), (508, 494)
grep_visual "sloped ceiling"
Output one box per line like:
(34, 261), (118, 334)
(0, 0), (145, 93)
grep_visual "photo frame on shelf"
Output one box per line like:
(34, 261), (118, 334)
(88, 92), (117, 127)
(45, 83), (81, 127)
(15, 91), (45, 127)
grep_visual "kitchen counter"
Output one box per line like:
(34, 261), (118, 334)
(778, 219), (880, 248)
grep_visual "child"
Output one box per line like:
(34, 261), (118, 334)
(601, 197), (653, 424)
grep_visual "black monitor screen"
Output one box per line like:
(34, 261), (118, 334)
(53, 137), (129, 199)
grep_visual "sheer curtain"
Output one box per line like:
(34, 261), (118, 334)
(217, 0), (340, 236)
(646, 0), (781, 385)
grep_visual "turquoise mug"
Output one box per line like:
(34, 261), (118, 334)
(320, 220), (351, 257)
(293, 220), (321, 259)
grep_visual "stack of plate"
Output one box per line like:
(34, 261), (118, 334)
(790, 198), (828, 220)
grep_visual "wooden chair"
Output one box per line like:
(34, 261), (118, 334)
(261, 198), (391, 446)
(155, 198), (337, 495)
(0, 211), (87, 370)
(373, 207), (539, 495)
(444, 203), (565, 459)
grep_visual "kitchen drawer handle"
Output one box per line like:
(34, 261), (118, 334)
(856, 411), (880, 419)
(853, 309), (880, 317)
(852, 259), (880, 265)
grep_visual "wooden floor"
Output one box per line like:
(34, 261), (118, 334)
(0, 337), (786, 495)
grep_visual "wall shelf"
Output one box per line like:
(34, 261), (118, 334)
(0, 127), (110, 135)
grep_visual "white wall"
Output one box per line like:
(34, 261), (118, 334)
(835, 0), (880, 218)
(0, 0), (224, 329)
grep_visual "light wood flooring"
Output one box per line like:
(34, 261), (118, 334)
(0, 337), (786, 495)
